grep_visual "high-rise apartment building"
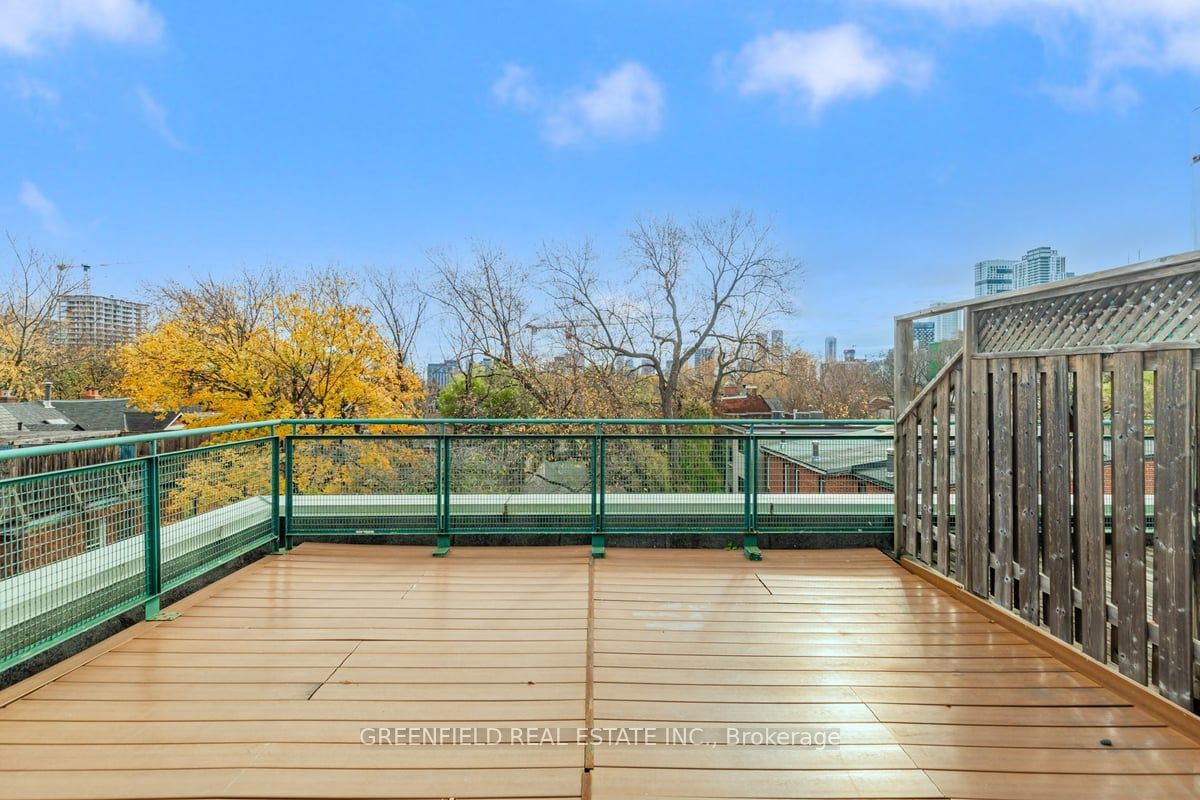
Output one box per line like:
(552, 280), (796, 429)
(54, 295), (149, 348)
(973, 247), (1069, 298)
(426, 360), (458, 389)
(974, 260), (1016, 297)
(932, 306), (964, 341)
(824, 336), (837, 363)
(913, 321), (935, 347)
(1015, 246), (1068, 289)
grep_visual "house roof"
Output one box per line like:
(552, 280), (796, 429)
(0, 399), (182, 436)
(124, 410), (183, 433)
(761, 437), (888, 477)
(48, 399), (129, 432)
(0, 402), (81, 432)
(717, 394), (774, 417)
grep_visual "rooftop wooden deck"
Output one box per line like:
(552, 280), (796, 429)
(1, 543), (1198, 799)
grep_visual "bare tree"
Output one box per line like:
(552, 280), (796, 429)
(364, 267), (427, 371)
(0, 235), (82, 396)
(427, 243), (552, 409)
(544, 210), (801, 419)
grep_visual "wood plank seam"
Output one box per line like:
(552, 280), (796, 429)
(0, 553), (282, 708)
(901, 556), (1200, 745)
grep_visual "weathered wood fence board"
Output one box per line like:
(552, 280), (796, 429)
(967, 356), (990, 598)
(989, 359), (1014, 609)
(1074, 354), (1106, 661)
(1153, 350), (1193, 707)
(935, 376), (951, 575)
(895, 252), (1200, 711)
(1041, 355), (1074, 644)
(919, 398), (934, 565)
(1013, 357), (1039, 623)
(905, 415), (918, 558)
(1110, 351), (1147, 683)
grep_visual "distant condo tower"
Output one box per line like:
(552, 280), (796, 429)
(824, 336), (837, 363)
(973, 259), (1016, 297)
(974, 247), (1069, 297)
(54, 294), (149, 348)
(1015, 246), (1068, 289)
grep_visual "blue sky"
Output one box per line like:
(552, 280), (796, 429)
(2, 1), (1199, 362)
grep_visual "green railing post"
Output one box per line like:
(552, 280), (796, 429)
(743, 425), (762, 561)
(282, 436), (294, 551)
(143, 442), (162, 618)
(591, 422), (605, 559)
(272, 431), (286, 552)
(434, 424), (451, 557)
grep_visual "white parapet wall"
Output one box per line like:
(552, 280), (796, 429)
(2, 496), (272, 632)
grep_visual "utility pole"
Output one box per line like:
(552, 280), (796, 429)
(1193, 106), (1200, 249)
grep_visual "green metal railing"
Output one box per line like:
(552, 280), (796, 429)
(0, 417), (892, 673)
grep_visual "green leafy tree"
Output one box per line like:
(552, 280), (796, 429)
(436, 366), (535, 419)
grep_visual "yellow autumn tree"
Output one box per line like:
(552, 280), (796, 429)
(121, 270), (425, 514)
(118, 269), (422, 425)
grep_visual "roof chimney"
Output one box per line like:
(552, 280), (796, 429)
(82, 388), (102, 400)
(744, 384), (758, 396)
(42, 381), (53, 408)
(0, 390), (17, 404)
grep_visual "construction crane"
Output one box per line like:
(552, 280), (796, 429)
(524, 319), (591, 339)
(55, 262), (118, 295)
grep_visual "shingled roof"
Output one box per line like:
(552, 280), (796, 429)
(0, 399), (182, 436)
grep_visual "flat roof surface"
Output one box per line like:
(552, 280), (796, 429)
(0, 544), (1198, 798)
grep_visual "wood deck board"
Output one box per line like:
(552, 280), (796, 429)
(2, 543), (1199, 799)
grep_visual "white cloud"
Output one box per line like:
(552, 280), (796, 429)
(718, 24), (932, 115)
(136, 85), (184, 149)
(1042, 76), (1141, 112)
(492, 63), (537, 109)
(19, 181), (65, 235)
(875, 1), (1200, 107)
(0, 0), (164, 56)
(494, 61), (665, 147)
(10, 75), (59, 104)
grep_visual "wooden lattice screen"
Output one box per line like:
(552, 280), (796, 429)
(975, 264), (1200, 356)
(894, 251), (1200, 710)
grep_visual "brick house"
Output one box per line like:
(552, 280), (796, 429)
(757, 437), (894, 494)
(723, 424), (898, 494)
(716, 386), (781, 419)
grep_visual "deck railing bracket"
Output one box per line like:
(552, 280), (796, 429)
(743, 532), (762, 561)
(433, 534), (451, 558)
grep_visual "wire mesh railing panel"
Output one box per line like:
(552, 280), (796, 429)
(288, 435), (439, 533)
(0, 418), (906, 676)
(158, 438), (275, 588)
(602, 435), (741, 531)
(754, 435), (895, 532)
(1, 460), (147, 669)
(448, 436), (593, 531)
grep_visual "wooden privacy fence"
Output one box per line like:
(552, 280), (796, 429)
(894, 250), (1200, 709)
